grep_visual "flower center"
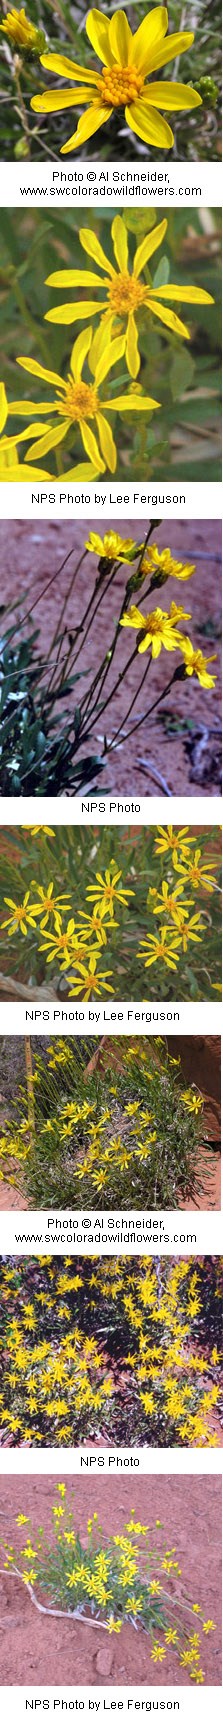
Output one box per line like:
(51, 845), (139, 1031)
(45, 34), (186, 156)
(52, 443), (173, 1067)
(97, 64), (144, 108)
(57, 378), (99, 422)
(108, 273), (146, 314)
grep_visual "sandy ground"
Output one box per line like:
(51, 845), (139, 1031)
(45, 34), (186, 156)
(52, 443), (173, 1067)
(0, 518), (221, 797)
(0, 1034), (220, 1211)
(0, 1473), (221, 1687)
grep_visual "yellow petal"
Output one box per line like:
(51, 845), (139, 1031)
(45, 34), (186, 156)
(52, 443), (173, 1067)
(147, 29), (194, 75)
(86, 9), (114, 67)
(61, 105), (112, 153)
(79, 226), (114, 279)
(16, 356), (63, 388)
(25, 423), (69, 461)
(111, 215), (128, 273)
(95, 333), (126, 385)
(96, 411), (116, 473)
(45, 268), (103, 288)
(89, 316), (113, 376)
(109, 10), (132, 65)
(105, 393), (160, 411)
(45, 301), (105, 326)
(126, 314), (140, 379)
(151, 284), (214, 304)
(147, 79), (202, 111)
(0, 381), (7, 434)
(70, 326), (92, 381)
(40, 51), (97, 83)
(0, 423), (52, 450)
(31, 88), (93, 114)
(63, 460), (105, 479)
(133, 217), (167, 277)
(129, 7), (168, 72)
(145, 296), (190, 339)
(0, 462), (51, 480)
(125, 98), (173, 148)
(8, 400), (58, 416)
(80, 419), (102, 465)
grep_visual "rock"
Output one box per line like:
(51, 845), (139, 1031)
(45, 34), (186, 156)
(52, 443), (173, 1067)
(95, 1646), (113, 1677)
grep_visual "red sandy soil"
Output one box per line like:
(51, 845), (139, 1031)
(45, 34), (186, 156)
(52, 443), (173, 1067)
(0, 1473), (221, 1687)
(0, 518), (221, 797)
(0, 1035), (220, 1211)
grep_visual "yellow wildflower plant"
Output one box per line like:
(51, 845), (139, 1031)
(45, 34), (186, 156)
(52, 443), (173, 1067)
(31, 7), (202, 156)
(1, 1482), (217, 1684)
(0, 6), (44, 51)
(7, 328), (159, 474)
(0, 1255), (221, 1450)
(0, 826), (221, 1002)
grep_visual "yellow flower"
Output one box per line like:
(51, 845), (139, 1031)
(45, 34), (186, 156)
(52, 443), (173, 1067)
(151, 1644), (166, 1663)
(108, 1615), (122, 1634)
(202, 1620), (216, 1633)
(151, 880), (193, 919)
(86, 863), (135, 916)
(30, 882), (72, 929)
(119, 601), (187, 656)
(11, 328), (159, 475)
(38, 918), (77, 965)
(190, 1668), (204, 1683)
(85, 529), (139, 562)
(0, 7), (44, 50)
(45, 215), (213, 381)
(22, 1569), (38, 1585)
(175, 847), (218, 892)
(179, 636), (217, 689)
(154, 824), (194, 867)
(16, 1514), (30, 1526)
(137, 928), (182, 971)
(1, 893), (38, 936)
(181, 1089), (203, 1115)
(140, 544), (195, 586)
(170, 910), (205, 952)
(165, 1628), (178, 1644)
(68, 955), (114, 1000)
(31, 7), (202, 155)
(149, 1579), (162, 1595)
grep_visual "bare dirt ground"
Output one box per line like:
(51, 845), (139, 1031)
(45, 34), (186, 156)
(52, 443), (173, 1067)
(0, 518), (221, 797)
(0, 1034), (220, 1211)
(0, 1473), (221, 1687)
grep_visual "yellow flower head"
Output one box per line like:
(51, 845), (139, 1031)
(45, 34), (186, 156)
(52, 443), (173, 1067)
(0, 7), (44, 50)
(9, 328), (159, 476)
(31, 7), (202, 155)
(140, 544), (196, 586)
(85, 529), (139, 562)
(44, 215), (213, 382)
(178, 636), (217, 689)
(120, 601), (187, 657)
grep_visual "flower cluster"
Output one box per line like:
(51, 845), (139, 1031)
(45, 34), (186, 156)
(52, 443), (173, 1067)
(0, 210), (214, 479)
(0, 825), (221, 1001)
(0, 1035), (216, 1215)
(0, 1482), (216, 1683)
(0, 1256), (221, 1449)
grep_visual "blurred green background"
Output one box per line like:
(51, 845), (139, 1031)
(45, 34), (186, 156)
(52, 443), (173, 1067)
(0, 205), (221, 480)
(0, 0), (222, 161)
